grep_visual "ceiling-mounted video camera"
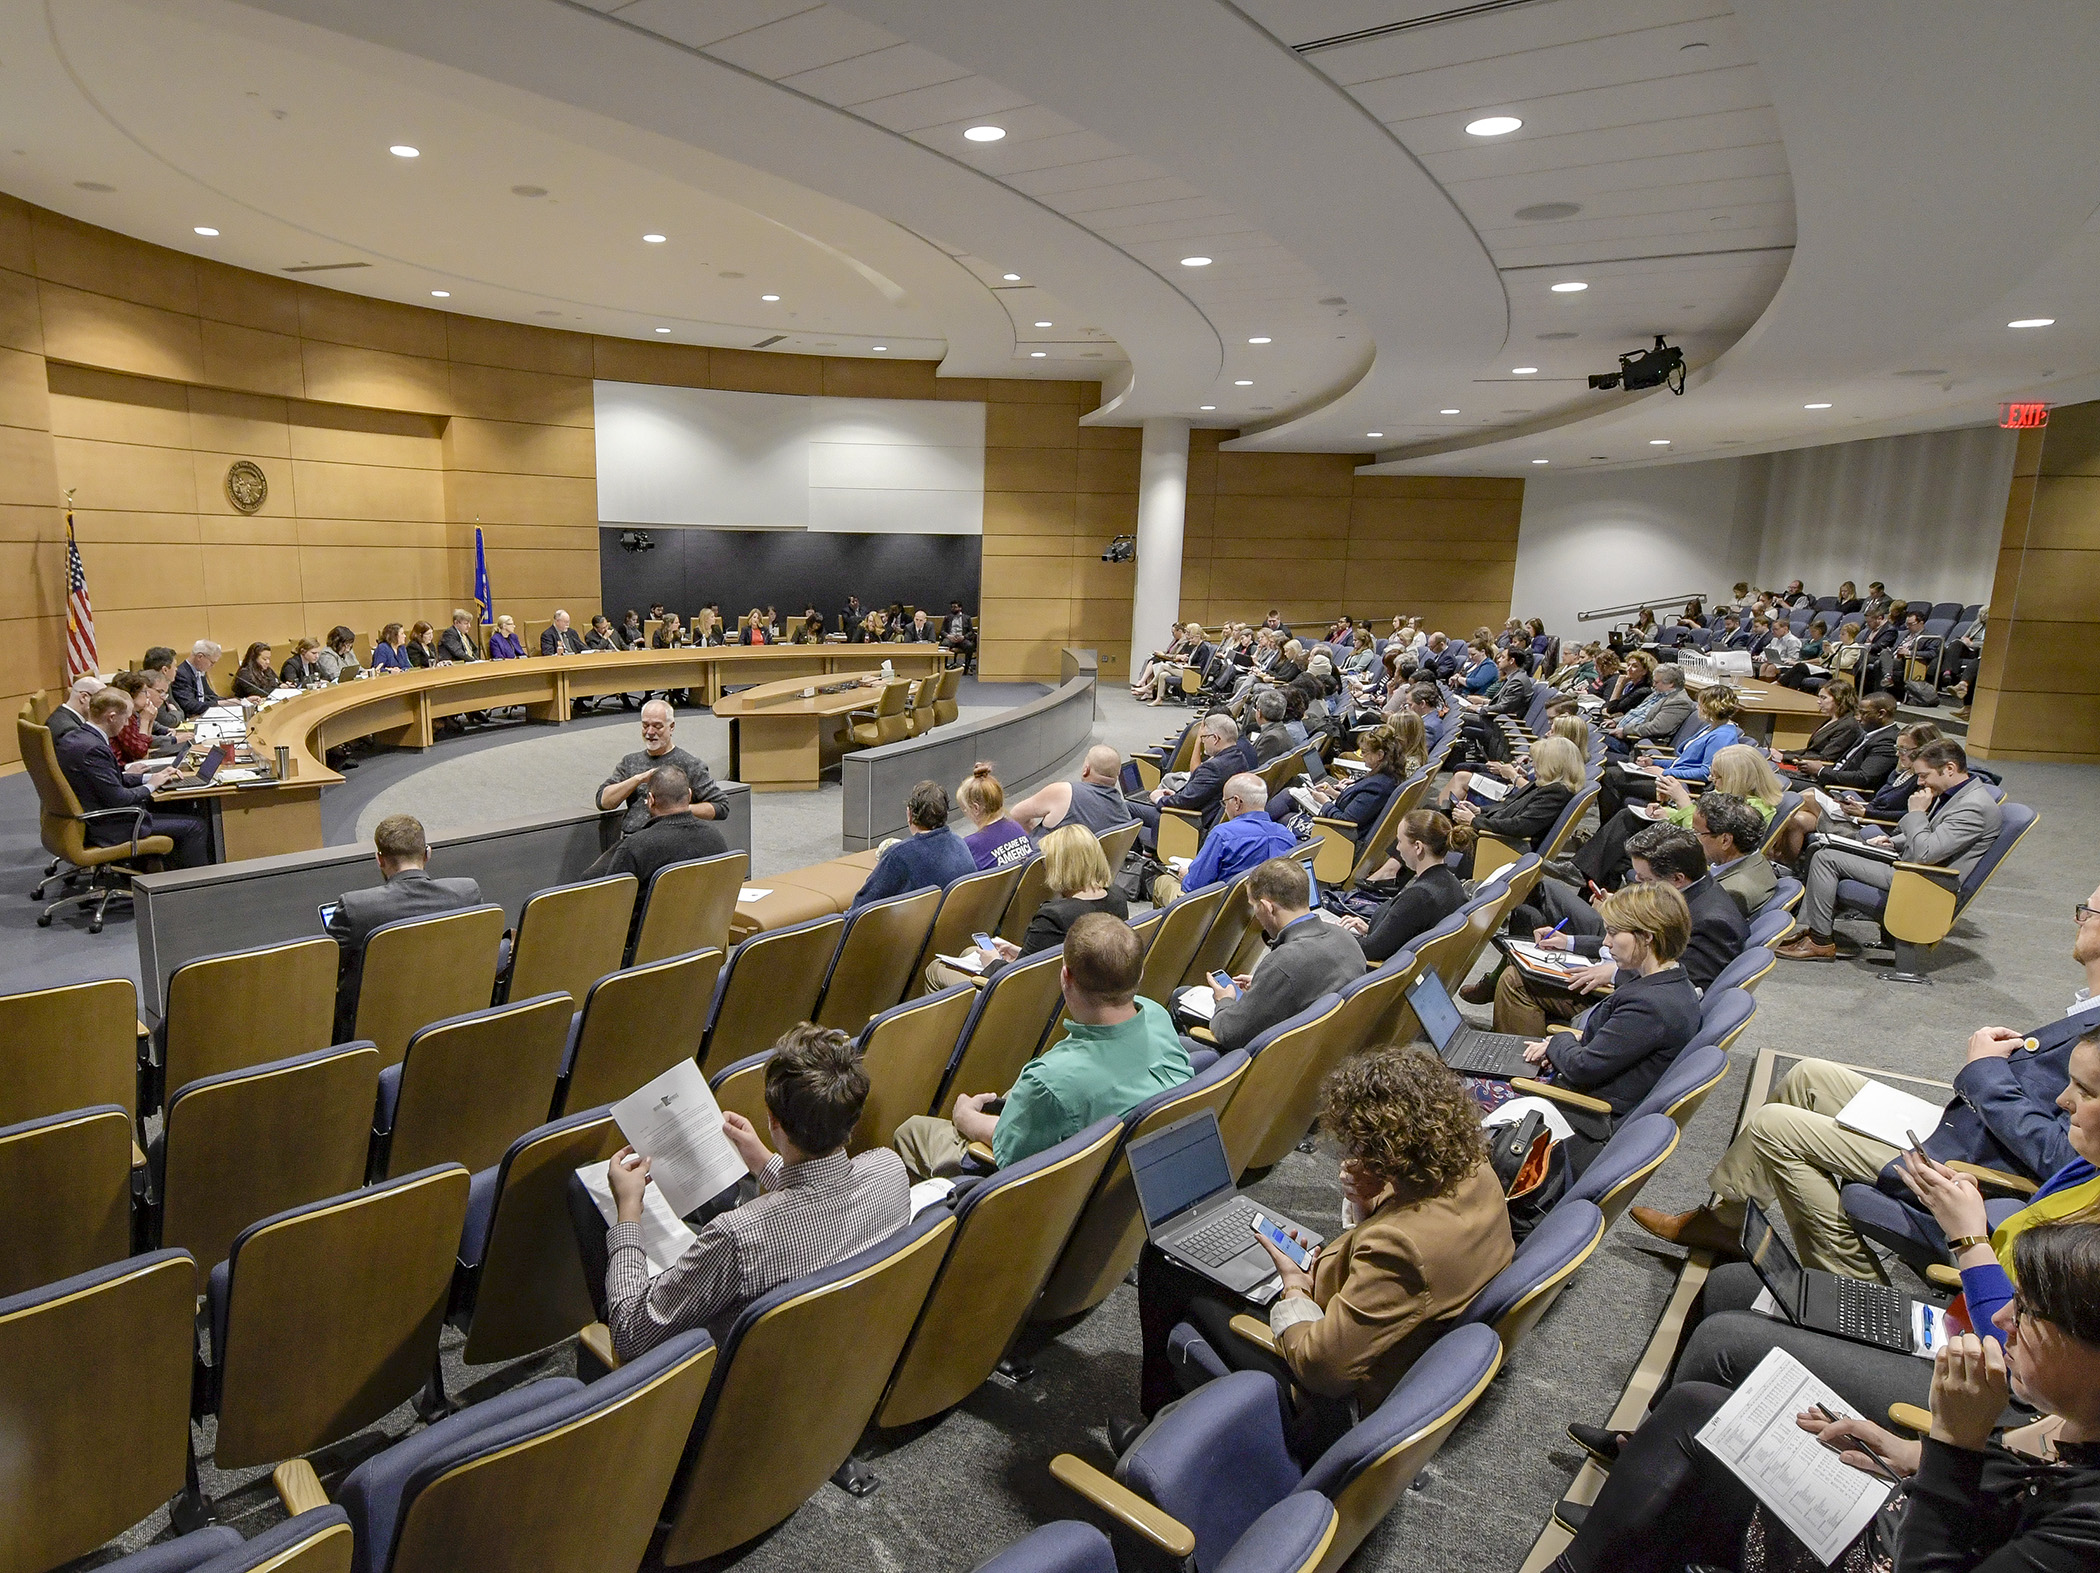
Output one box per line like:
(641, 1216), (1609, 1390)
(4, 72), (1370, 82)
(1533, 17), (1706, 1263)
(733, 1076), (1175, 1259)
(1590, 336), (1686, 395)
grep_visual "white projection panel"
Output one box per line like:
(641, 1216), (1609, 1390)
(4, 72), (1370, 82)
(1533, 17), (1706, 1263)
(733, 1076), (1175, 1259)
(594, 382), (984, 535)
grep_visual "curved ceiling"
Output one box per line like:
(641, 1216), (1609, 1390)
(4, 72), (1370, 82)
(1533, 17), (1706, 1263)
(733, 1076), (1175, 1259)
(1, 0), (2095, 468)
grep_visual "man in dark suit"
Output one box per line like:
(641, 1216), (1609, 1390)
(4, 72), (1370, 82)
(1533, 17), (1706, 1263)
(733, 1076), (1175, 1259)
(1799, 695), (1901, 793)
(838, 595), (865, 638)
(941, 600), (975, 668)
(1496, 822), (1745, 1033)
(540, 610), (584, 656)
(55, 689), (211, 868)
(605, 765), (730, 947)
(437, 610), (482, 665)
(1128, 712), (1258, 848)
(43, 674), (103, 742)
(170, 640), (223, 717)
(325, 814), (482, 1040)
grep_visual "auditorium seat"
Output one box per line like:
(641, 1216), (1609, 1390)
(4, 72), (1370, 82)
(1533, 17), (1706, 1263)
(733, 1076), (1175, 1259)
(629, 851), (747, 966)
(1562, 1114), (1681, 1228)
(933, 946), (1068, 1108)
(700, 917), (844, 1076)
(813, 887), (943, 1033)
(1134, 882), (1230, 1007)
(1838, 801), (2039, 979)
(0, 1104), (134, 1298)
(0, 975), (139, 1129)
(1708, 946), (1776, 995)
(1214, 993), (1347, 1176)
(157, 1044), (380, 1289)
(707, 1050), (772, 1132)
(374, 994), (573, 1180)
(876, 1116), (1123, 1427)
(157, 937), (339, 1106)
(912, 863), (1028, 994)
(502, 874), (637, 1006)
(557, 947), (722, 1115)
(727, 882), (838, 942)
(0, 1250), (197, 1573)
(1459, 1200), (1606, 1355)
(271, 1329), (714, 1573)
(1180, 876), (1255, 989)
(849, 984), (979, 1153)
(995, 854), (1052, 944)
(353, 906), (508, 1069)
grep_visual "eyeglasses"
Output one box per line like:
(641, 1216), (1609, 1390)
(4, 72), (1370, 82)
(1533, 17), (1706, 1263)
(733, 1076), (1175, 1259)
(2078, 904), (2098, 925)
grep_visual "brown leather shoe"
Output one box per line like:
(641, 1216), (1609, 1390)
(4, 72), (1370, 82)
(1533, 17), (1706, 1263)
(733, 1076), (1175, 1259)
(1458, 972), (1499, 1005)
(1774, 932), (1838, 961)
(1630, 1205), (1744, 1259)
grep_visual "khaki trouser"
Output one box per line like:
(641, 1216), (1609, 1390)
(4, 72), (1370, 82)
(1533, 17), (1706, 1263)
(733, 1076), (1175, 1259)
(1492, 963), (1587, 1037)
(1152, 874), (1183, 905)
(893, 1115), (971, 1182)
(924, 959), (977, 993)
(1707, 1060), (1897, 1281)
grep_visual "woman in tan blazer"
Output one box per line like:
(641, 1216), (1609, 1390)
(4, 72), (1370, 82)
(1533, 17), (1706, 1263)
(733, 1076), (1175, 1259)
(1135, 1047), (1515, 1441)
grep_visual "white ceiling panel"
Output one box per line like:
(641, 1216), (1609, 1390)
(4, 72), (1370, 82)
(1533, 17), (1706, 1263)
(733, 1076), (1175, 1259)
(606, 0), (821, 51)
(1420, 106), (1783, 180)
(850, 75), (1035, 133)
(1373, 66), (1775, 148)
(1321, 9), (1748, 90)
(778, 42), (967, 104)
(699, 5), (904, 77)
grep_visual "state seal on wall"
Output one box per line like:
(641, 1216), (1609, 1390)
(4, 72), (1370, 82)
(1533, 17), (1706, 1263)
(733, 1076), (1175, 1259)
(225, 459), (268, 514)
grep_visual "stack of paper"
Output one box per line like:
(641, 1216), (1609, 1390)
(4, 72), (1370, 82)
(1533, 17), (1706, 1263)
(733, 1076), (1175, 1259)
(1834, 1081), (1947, 1149)
(577, 1158), (698, 1277)
(934, 950), (988, 975)
(1507, 939), (1589, 976)
(609, 1061), (748, 1217)
(1178, 985), (1218, 1022)
(1467, 775), (1511, 803)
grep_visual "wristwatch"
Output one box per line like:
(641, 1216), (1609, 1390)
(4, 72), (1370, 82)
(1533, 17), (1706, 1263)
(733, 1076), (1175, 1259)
(1947, 1235), (1988, 1252)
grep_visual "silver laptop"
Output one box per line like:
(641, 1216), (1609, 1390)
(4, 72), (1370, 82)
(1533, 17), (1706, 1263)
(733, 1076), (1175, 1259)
(1128, 1109), (1322, 1302)
(1408, 969), (1537, 1079)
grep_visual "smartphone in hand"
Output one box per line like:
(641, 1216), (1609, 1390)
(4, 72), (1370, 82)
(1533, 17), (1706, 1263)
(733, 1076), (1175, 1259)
(1251, 1211), (1313, 1270)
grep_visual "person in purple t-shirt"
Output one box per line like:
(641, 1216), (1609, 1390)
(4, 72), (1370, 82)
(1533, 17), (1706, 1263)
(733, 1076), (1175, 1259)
(958, 763), (1034, 872)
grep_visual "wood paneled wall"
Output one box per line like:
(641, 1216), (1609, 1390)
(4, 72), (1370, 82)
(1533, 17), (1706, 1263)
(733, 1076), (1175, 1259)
(1177, 430), (1522, 637)
(1970, 403), (2100, 763)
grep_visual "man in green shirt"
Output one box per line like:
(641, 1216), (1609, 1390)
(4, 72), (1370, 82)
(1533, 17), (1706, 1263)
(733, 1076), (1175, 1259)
(893, 913), (1192, 1180)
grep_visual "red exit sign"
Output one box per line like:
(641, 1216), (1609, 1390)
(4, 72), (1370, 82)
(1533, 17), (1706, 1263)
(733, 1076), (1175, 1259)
(2000, 401), (2051, 429)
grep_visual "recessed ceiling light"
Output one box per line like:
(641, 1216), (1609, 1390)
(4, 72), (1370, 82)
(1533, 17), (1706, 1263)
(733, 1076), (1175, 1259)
(872, 346), (887, 352)
(1466, 116), (1523, 137)
(1002, 273), (1021, 281)
(655, 327), (671, 334)
(1180, 256), (1212, 267)
(2008, 318), (2054, 329)
(1199, 405), (1216, 411)
(1440, 408), (1461, 415)
(1531, 458), (1550, 464)
(1248, 336), (1271, 344)
(642, 233), (666, 244)
(389, 145), (419, 158)
(193, 226), (218, 237)
(761, 294), (780, 302)
(1030, 351), (1047, 358)
(1804, 401), (1832, 409)
(430, 290), (450, 298)
(963, 125), (1006, 142)
(1366, 432), (1384, 439)
(1035, 320), (1052, 327)
(1512, 366), (1538, 375)
(1234, 379), (1253, 386)
(1550, 281), (1587, 293)
(1649, 439), (1670, 445)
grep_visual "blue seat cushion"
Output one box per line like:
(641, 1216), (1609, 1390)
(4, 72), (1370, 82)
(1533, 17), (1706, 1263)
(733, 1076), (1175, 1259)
(375, 1063), (403, 1132)
(458, 1163), (502, 1267)
(1166, 1321), (1231, 1396)
(191, 1509), (352, 1573)
(101, 1527), (245, 1573)
(972, 1521), (1117, 1573)
(1298, 1323), (1500, 1499)
(1118, 1370), (1301, 1567)
(1218, 1494), (1337, 1573)
(1835, 878), (1890, 919)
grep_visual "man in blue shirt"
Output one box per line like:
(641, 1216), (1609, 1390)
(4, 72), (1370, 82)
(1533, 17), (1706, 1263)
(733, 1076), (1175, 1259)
(850, 780), (976, 909)
(1153, 772), (1295, 904)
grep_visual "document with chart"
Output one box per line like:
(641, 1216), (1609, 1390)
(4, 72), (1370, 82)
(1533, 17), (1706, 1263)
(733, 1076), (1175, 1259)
(1694, 1347), (1894, 1564)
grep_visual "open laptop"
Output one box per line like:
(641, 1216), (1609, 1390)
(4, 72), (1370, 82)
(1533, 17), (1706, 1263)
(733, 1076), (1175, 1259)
(161, 744), (227, 791)
(1742, 1199), (1944, 1355)
(1128, 1109), (1322, 1302)
(1407, 968), (1538, 1080)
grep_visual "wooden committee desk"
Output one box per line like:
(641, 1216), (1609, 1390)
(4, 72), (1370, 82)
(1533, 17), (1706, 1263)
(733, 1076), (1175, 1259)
(712, 673), (914, 793)
(164, 647), (945, 859)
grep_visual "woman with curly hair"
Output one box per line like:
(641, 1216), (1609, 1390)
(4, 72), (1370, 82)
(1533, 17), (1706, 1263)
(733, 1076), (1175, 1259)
(1132, 1046), (1514, 1445)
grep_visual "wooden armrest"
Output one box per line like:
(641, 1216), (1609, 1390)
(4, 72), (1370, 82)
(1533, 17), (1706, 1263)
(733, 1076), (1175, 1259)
(132, 1140), (147, 1171)
(1227, 1313), (1279, 1357)
(1888, 1402), (1932, 1435)
(1924, 1263), (1962, 1290)
(579, 1322), (622, 1371)
(965, 1140), (995, 1166)
(273, 1458), (330, 1515)
(1188, 1025), (1218, 1046)
(1946, 1161), (2036, 1196)
(1507, 1077), (1612, 1115)
(1049, 1455), (1197, 1561)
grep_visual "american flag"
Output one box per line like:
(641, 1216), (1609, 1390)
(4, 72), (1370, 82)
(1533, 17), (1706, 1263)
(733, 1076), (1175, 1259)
(63, 502), (98, 685)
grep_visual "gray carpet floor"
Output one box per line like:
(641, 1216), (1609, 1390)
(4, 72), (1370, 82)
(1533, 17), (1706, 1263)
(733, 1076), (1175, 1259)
(16, 683), (2097, 1571)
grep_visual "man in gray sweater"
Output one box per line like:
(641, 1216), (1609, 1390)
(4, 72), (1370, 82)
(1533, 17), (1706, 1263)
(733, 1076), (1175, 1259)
(1205, 857), (1366, 1054)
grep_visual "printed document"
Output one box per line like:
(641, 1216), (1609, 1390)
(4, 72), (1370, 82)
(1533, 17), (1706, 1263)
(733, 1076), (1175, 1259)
(577, 1157), (698, 1276)
(1695, 1348), (1894, 1564)
(1834, 1081), (1947, 1150)
(611, 1060), (748, 1218)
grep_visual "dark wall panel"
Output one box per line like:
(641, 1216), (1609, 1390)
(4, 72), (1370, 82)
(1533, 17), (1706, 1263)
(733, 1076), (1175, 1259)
(599, 527), (981, 628)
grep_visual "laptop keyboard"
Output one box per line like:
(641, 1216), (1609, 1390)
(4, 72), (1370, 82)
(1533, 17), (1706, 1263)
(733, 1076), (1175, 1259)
(1833, 1279), (1909, 1348)
(1442, 1028), (1528, 1076)
(1177, 1200), (1260, 1267)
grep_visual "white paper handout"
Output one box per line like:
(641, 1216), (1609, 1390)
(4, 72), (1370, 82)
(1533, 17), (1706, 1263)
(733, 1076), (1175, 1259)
(738, 887), (773, 902)
(1467, 775), (1512, 803)
(1507, 939), (1589, 976)
(1695, 1347), (1895, 1565)
(935, 950), (988, 975)
(610, 1060), (749, 1217)
(1834, 1081), (1947, 1150)
(577, 1157), (699, 1276)
(1177, 985), (1218, 1022)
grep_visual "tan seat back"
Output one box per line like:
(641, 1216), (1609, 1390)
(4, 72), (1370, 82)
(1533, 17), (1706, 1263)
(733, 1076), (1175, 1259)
(160, 1045), (380, 1291)
(214, 1165), (471, 1470)
(911, 677), (936, 733)
(1180, 879), (1253, 988)
(995, 856), (1052, 943)
(1256, 746), (1305, 796)
(508, 875), (639, 1006)
(660, 1214), (957, 1564)
(850, 986), (978, 1153)
(1346, 769), (1432, 887)
(815, 887), (942, 1033)
(389, 1336), (716, 1573)
(700, 917), (844, 1078)
(1135, 883), (1228, 1006)
(1215, 995), (1361, 1176)
(0, 1251), (197, 1573)
(708, 1054), (773, 1131)
(932, 666), (960, 725)
(1097, 820), (1141, 872)
(0, 1106), (134, 1298)
(876, 1119), (1120, 1427)
(385, 995), (574, 1178)
(0, 976), (138, 1125)
(1033, 1053), (1250, 1322)
(562, 948), (723, 1114)
(913, 863), (1025, 991)
(937, 947), (1066, 1104)
(163, 938), (339, 1093)
(630, 851), (748, 967)
(354, 906), (507, 1069)
(462, 1112), (625, 1365)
